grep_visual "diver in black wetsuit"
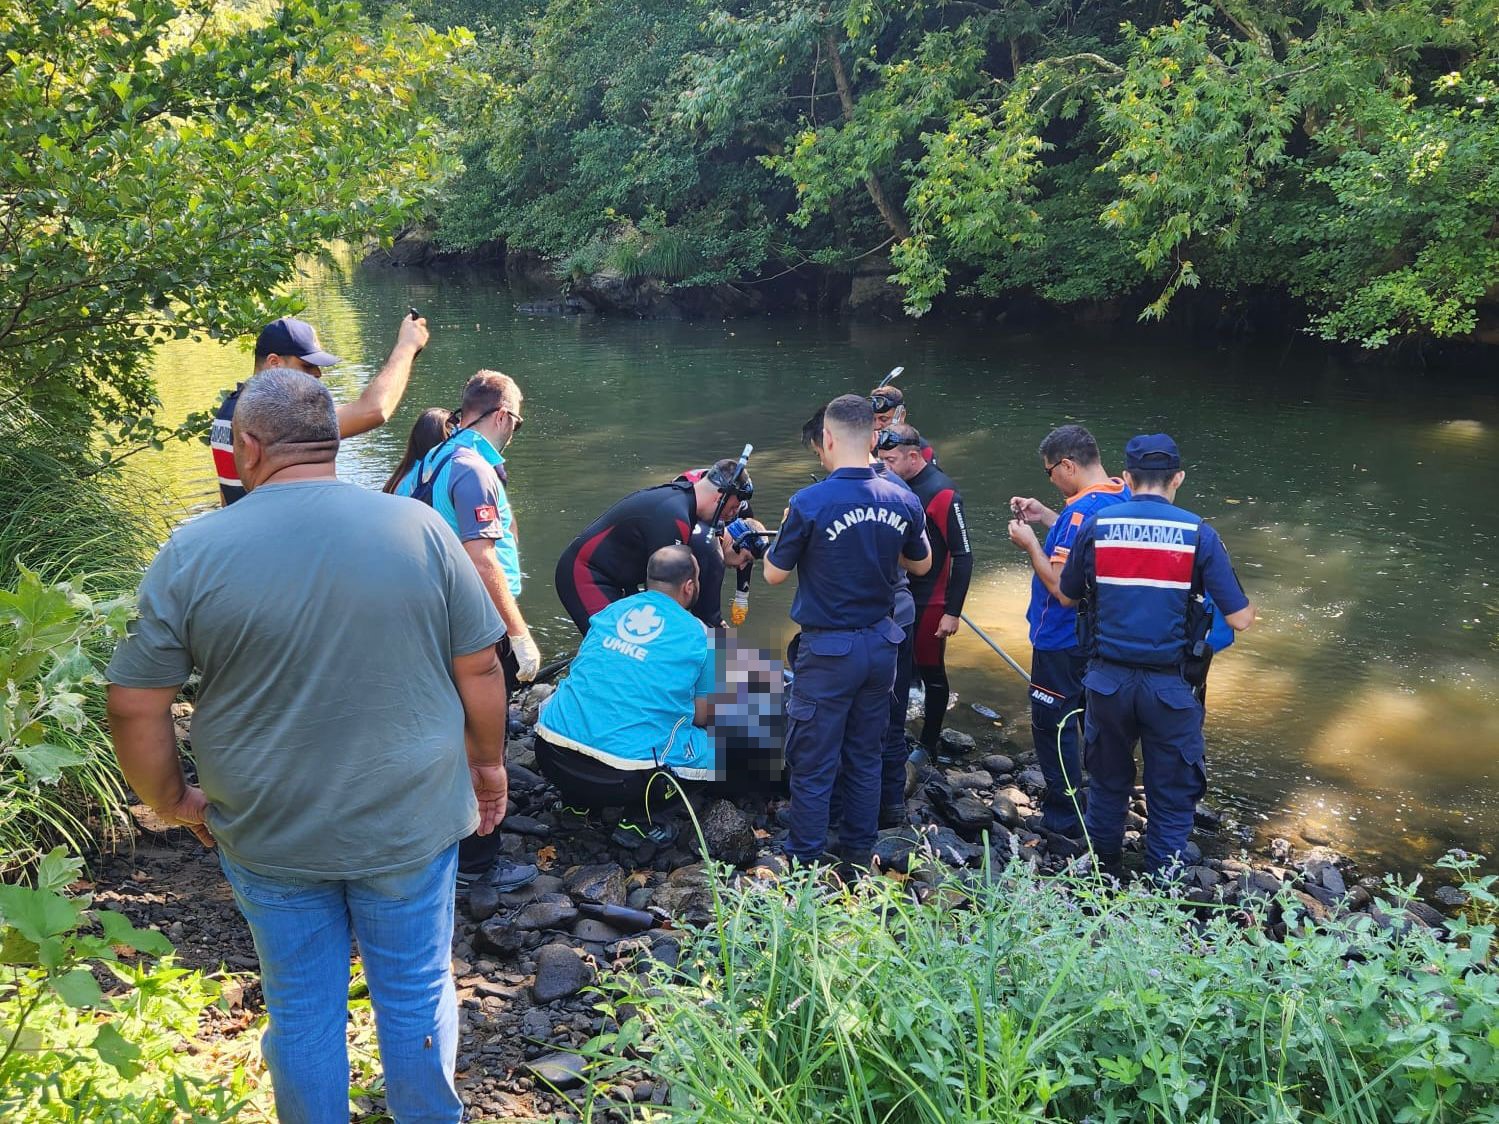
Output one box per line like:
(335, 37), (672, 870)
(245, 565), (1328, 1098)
(555, 459), (752, 632)
(878, 424), (973, 751)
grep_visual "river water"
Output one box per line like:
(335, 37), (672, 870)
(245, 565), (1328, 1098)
(139, 261), (1499, 876)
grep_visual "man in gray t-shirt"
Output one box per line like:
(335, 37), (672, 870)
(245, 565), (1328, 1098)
(106, 369), (507, 1122)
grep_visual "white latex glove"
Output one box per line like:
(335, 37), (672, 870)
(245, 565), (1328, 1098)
(512, 631), (542, 683)
(730, 591), (750, 627)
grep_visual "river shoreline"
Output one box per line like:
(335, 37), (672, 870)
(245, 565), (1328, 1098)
(93, 682), (1480, 1120)
(362, 229), (1499, 361)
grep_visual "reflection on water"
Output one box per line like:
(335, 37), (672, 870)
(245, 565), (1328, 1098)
(136, 261), (1499, 875)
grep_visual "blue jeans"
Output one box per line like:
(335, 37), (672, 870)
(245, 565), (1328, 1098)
(219, 845), (463, 1124)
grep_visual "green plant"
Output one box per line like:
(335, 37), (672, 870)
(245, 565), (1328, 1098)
(0, 0), (473, 462)
(0, 413), (162, 592)
(581, 855), (1499, 1122)
(0, 847), (250, 1122)
(0, 568), (135, 873)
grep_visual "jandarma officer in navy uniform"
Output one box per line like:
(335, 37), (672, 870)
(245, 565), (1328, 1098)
(1057, 434), (1255, 876)
(765, 394), (931, 868)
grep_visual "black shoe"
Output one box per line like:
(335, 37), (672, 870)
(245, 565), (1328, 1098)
(456, 857), (540, 894)
(878, 804), (907, 829)
(611, 818), (679, 848)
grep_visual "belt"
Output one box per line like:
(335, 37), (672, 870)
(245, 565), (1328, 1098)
(800, 622), (885, 634)
(1098, 657), (1182, 672)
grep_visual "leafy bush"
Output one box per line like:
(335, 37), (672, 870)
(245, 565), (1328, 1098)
(0, 848), (249, 1122)
(0, 569), (135, 874)
(586, 857), (1499, 1122)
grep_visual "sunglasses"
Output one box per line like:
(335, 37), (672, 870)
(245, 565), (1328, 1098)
(1044, 458), (1071, 479)
(876, 429), (921, 451)
(456, 405), (524, 433)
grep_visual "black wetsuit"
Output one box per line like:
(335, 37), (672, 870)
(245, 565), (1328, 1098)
(907, 462), (974, 748)
(555, 481), (699, 632)
(689, 521), (752, 630)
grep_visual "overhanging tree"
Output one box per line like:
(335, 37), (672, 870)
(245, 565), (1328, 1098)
(0, 0), (471, 464)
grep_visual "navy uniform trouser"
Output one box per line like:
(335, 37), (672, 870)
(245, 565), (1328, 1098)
(784, 622), (899, 863)
(880, 626), (916, 810)
(1081, 663), (1207, 873)
(1029, 646), (1087, 836)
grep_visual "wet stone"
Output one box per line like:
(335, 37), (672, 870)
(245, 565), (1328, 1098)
(942, 795), (995, 838)
(571, 919), (623, 943)
(502, 815), (551, 838)
(531, 943), (594, 1003)
(1434, 885), (1470, 909)
(1193, 802), (1223, 830)
(946, 770), (993, 792)
(473, 918), (525, 957)
(515, 897), (579, 932)
(938, 729), (977, 755)
(980, 754), (1016, 776)
(467, 884), (502, 924)
(526, 1051), (586, 1090)
(1017, 767), (1046, 790)
(564, 862), (627, 907)
(990, 794), (1023, 829)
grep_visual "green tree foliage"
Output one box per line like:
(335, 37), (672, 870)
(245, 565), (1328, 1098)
(0, 0), (470, 461)
(430, 0), (1498, 346)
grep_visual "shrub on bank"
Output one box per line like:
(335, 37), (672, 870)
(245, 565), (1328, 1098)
(0, 569), (139, 873)
(0, 848), (250, 1122)
(588, 857), (1499, 1123)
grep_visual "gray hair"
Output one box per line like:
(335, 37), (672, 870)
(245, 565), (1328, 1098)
(235, 368), (339, 451)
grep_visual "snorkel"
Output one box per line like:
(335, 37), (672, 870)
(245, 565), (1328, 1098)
(708, 443), (754, 539)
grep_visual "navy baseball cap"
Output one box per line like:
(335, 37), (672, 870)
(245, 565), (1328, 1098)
(254, 317), (342, 367)
(1124, 433), (1182, 471)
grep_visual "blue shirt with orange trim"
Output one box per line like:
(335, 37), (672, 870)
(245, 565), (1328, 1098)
(1026, 479), (1129, 651)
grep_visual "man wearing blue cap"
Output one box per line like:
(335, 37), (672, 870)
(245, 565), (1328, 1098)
(211, 313), (428, 505)
(1057, 434), (1255, 877)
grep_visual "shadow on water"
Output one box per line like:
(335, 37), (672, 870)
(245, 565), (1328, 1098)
(135, 259), (1499, 877)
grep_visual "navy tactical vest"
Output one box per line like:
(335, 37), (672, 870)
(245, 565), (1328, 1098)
(1086, 499), (1206, 668)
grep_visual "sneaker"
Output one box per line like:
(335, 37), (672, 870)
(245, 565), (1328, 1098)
(611, 818), (679, 848)
(456, 857), (540, 894)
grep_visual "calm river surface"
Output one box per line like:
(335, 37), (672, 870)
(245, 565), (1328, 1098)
(139, 262), (1499, 876)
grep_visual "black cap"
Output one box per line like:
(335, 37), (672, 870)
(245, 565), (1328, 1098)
(1124, 433), (1182, 471)
(254, 317), (341, 367)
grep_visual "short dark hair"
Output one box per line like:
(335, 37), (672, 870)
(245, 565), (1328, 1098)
(801, 406), (826, 450)
(646, 543), (697, 589)
(1038, 424), (1100, 468)
(824, 393), (874, 440)
(1125, 468), (1178, 491)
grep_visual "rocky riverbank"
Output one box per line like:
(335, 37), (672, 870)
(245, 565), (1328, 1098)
(93, 686), (1477, 1121)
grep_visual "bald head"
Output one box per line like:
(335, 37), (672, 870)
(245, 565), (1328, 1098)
(232, 369), (340, 491)
(646, 543), (700, 609)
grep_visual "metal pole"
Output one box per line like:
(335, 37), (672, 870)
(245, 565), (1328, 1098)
(958, 612), (1031, 684)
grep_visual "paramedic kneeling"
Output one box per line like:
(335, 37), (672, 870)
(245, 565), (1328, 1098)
(534, 545), (716, 849)
(1057, 434), (1255, 877)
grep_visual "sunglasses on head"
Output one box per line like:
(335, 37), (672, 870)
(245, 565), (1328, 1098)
(876, 429), (921, 451)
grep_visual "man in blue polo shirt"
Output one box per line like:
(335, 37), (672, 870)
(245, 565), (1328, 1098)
(1058, 434), (1255, 876)
(395, 370), (540, 892)
(765, 394), (931, 869)
(534, 545), (717, 848)
(1007, 425), (1129, 840)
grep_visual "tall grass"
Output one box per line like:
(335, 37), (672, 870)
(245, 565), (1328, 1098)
(0, 411), (164, 872)
(0, 413), (162, 589)
(583, 856), (1499, 1122)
